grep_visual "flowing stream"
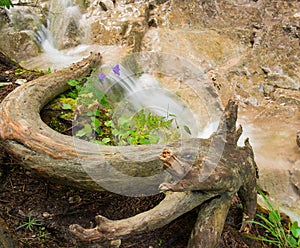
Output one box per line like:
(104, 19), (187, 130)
(5, 0), (110, 69)
(29, 0), (92, 69)
(45, 0), (83, 49)
(96, 55), (222, 140)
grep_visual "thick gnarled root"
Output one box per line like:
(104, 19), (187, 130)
(70, 191), (216, 242)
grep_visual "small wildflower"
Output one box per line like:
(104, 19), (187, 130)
(99, 73), (105, 83)
(112, 64), (120, 76)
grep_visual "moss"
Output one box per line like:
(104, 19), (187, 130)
(41, 96), (76, 134)
(48, 97), (77, 112)
(48, 117), (67, 133)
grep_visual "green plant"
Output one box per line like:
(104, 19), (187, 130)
(0, 0), (13, 8)
(16, 212), (42, 232)
(158, 239), (163, 246)
(69, 75), (112, 144)
(0, 83), (4, 87)
(290, 221), (300, 247)
(109, 109), (178, 145)
(245, 187), (300, 247)
(36, 226), (50, 242)
(48, 65), (182, 146)
(15, 68), (27, 76)
(45, 67), (52, 74)
(65, 78), (84, 98)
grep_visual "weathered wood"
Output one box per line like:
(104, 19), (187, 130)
(0, 52), (210, 195)
(187, 193), (232, 248)
(70, 191), (217, 242)
(159, 101), (258, 231)
(0, 53), (258, 246)
(69, 100), (258, 246)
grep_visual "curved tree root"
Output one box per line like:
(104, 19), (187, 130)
(0, 53), (258, 246)
(187, 193), (232, 248)
(70, 191), (217, 242)
(69, 100), (259, 246)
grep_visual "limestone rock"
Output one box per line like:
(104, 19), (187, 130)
(99, 0), (114, 11)
(84, 0), (150, 51)
(0, 31), (39, 61)
(0, 2), (45, 60)
(290, 164), (300, 193)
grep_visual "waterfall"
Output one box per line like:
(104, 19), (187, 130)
(32, 0), (93, 69)
(107, 66), (198, 138)
(46, 0), (83, 50)
(37, 0), (87, 51)
(96, 53), (223, 139)
(4, 0), (91, 69)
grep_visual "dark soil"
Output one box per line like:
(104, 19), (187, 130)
(0, 58), (274, 248)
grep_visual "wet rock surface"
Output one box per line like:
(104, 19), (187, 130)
(84, 0), (150, 51)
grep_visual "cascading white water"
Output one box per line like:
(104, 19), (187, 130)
(5, 1), (128, 70)
(96, 53), (223, 140)
(6, 1), (222, 139)
(45, 0), (83, 49)
(32, 0), (91, 67)
(108, 66), (198, 139)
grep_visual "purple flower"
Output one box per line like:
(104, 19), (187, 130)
(112, 64), (120, 76)
(98, 73), (105, 83)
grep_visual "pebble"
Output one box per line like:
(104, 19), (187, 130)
(42, 212), (51, 218)
(110, 239), (121, 247)
(68, 195), (82, 204)
(15, 79), (27, 85)
(293, 12), (300, 18)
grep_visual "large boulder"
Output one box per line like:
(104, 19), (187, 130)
(0, 2), (47, 60)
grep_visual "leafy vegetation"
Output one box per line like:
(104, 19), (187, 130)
(245, 187), (300, 247)
(16, 211), (42, 232)
(48, 65), (180, 146)
(0, 0), (13, 9)
(15, 211), (51, 245)
(108, 109), (178, 145)
(14, 68), (28, 76)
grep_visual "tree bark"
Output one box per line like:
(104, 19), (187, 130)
(69, 100), (258, 246)
(0, 52), (193, 194)
(0, 54), (258, 246)
(187, 193), (232, 248)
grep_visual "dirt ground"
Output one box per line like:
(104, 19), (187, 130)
(0, 59), (274, 248)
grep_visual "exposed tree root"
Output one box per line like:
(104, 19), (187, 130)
(0, 53), (258, 246)
(69, 100), (258, 246)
